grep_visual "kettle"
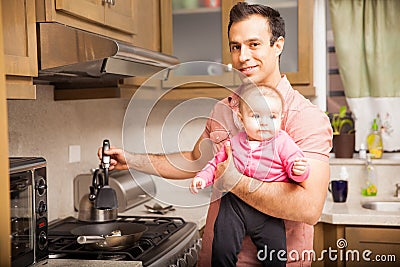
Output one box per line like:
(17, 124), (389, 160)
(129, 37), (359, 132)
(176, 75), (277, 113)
(78, 168), (118, 222)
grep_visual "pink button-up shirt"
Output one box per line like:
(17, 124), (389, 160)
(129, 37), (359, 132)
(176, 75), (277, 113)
(197, 75), (332, 267)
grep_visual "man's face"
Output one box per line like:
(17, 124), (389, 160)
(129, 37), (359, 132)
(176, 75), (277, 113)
(229, 15), (282, 84)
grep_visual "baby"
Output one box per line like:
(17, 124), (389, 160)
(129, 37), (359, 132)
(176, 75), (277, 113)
(190, 83), (309, 266)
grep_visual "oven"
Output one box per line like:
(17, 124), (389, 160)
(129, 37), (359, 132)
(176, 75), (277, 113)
(9, 157), (48, 267)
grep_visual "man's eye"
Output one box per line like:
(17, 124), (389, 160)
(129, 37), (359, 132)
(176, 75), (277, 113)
(270, 115), (277, 119)
(253, 114), (260, 119)
(250, 42), (260, 48)
(230, 45), (240, 51)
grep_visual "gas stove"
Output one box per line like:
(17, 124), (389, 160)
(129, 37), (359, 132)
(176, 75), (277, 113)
(48, 216), (201, 267)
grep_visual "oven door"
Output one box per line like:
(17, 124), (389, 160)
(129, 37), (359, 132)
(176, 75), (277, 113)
(10, 170), (35, 267)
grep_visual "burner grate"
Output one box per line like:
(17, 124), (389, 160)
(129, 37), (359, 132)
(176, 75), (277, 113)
(48, 216), (187, 261)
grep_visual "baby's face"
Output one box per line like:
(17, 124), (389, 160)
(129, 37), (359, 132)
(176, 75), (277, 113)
(239, 95), (282, 141)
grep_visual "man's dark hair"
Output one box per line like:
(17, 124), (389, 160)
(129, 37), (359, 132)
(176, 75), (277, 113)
(228, 2), (285, 46)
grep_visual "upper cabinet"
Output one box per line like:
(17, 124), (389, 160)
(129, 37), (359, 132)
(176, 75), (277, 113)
(159, 0), (240, 99)
(35, 0), (136, 44)
(246, 0), (314, 95)
(2, 0), (38, 99)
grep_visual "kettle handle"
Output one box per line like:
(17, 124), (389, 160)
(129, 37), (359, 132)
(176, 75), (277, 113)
(89, 169), (103, 200)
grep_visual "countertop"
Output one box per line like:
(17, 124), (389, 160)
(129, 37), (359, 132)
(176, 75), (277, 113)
(119, 192), (400, 229)
(121, 194), (400, 228)
(321, 195), (400, 226)
(119, 197), (210, 230)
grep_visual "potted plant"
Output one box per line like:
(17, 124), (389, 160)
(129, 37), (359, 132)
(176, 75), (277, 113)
(329, 106), (355, 158)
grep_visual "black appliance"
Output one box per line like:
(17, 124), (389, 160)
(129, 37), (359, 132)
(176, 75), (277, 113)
(9, 157), (48, 267)
(48, 215), (201, 267)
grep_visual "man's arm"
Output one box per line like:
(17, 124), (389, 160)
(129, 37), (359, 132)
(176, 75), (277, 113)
(215, 142), (329, 225)
(100, 135), (214, 179)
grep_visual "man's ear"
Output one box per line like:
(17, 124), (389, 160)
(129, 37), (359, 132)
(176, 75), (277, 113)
(274, 36), (284, 57)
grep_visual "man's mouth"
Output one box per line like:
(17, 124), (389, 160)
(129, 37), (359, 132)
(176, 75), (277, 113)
(240, 66), (258, 75)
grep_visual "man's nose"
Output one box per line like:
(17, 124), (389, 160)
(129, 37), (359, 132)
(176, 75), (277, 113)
(239, 46), (250, 62)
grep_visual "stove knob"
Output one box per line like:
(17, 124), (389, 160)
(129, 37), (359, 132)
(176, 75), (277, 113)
(37, 201), (47, 216)
(176, 257), (187, 267)
(38, 231), (48, 250)
(185, 248), (197, 266)
(36, 178), (47, 196)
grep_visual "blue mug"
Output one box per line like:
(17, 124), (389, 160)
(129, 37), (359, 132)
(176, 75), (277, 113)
(328, 180), (348, 203)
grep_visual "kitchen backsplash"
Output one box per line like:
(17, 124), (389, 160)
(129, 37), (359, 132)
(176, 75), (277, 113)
(330, 156), (400, 201)
(7, 86), (214, 221)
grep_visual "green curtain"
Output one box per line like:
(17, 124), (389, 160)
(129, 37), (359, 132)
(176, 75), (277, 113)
(329, 0), (400, 98)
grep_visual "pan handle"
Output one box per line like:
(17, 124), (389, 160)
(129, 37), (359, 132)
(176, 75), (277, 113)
(77, 235), (106, 244)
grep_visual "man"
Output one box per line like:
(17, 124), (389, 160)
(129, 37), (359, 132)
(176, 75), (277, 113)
(99, 2), (332, 266)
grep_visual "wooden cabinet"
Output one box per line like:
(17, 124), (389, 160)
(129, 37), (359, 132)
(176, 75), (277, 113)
(314, 223), (400, 267)
(36, 0), (136, 44)
(2, 0), (37, 99)
(159, 0), (240, 100)
(54, 0), (135, 34)
(345, 226), (400, 267)
(0, 3), (11, 265)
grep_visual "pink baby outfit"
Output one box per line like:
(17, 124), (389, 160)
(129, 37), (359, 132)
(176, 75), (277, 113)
(196, 130), (310, 187)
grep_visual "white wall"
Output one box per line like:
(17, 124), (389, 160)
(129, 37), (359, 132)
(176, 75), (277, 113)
(7, 86), (215, 220)
(8, 86), (129, 220)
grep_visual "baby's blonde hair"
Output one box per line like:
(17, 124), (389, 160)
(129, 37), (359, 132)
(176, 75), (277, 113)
(238, 83), (284, 113)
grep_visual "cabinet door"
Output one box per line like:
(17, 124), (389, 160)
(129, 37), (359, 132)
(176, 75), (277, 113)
(2, 0), (37, 99)
(2, 0), (37, 77)
(104, 0), (135, 34)
(55, 0), (135, 34)
(246, 0), (314, 90)
(55, 0), (104, 26)
(345, 226), (400, 267)
(160, 0), (240, 93)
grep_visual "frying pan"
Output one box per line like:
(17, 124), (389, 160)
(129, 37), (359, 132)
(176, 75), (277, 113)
(71, 222), (148, 251)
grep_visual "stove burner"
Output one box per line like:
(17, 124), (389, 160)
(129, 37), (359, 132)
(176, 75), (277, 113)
(47, 215), (200, 266)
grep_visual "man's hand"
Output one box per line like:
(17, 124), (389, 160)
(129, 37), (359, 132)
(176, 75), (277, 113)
(97, 146), (129, 171)
(214, 141), (243, 192)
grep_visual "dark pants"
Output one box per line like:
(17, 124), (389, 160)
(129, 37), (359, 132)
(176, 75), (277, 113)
(212, 192), (286, 267)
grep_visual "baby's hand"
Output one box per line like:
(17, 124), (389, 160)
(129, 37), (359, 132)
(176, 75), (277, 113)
(190, 177), (206, 194)
(292, 158), (308, 176)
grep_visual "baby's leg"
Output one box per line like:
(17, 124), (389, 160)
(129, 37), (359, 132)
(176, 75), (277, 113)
(249, 216), (286, 267)
(211, 192), (246, 267)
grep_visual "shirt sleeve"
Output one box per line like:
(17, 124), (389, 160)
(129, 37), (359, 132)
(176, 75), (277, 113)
(284, 105), (333, 162)
(194, 142), (228, 187)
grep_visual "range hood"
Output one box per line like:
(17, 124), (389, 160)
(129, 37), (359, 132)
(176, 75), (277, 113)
(34, 23), (179, 89)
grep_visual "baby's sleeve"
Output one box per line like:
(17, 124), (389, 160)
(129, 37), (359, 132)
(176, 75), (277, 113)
(194, 142), (228, 186)
(279, 134), (310, 183)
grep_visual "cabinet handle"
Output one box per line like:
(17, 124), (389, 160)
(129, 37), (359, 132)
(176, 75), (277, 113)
(110, 0), (115, 5)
